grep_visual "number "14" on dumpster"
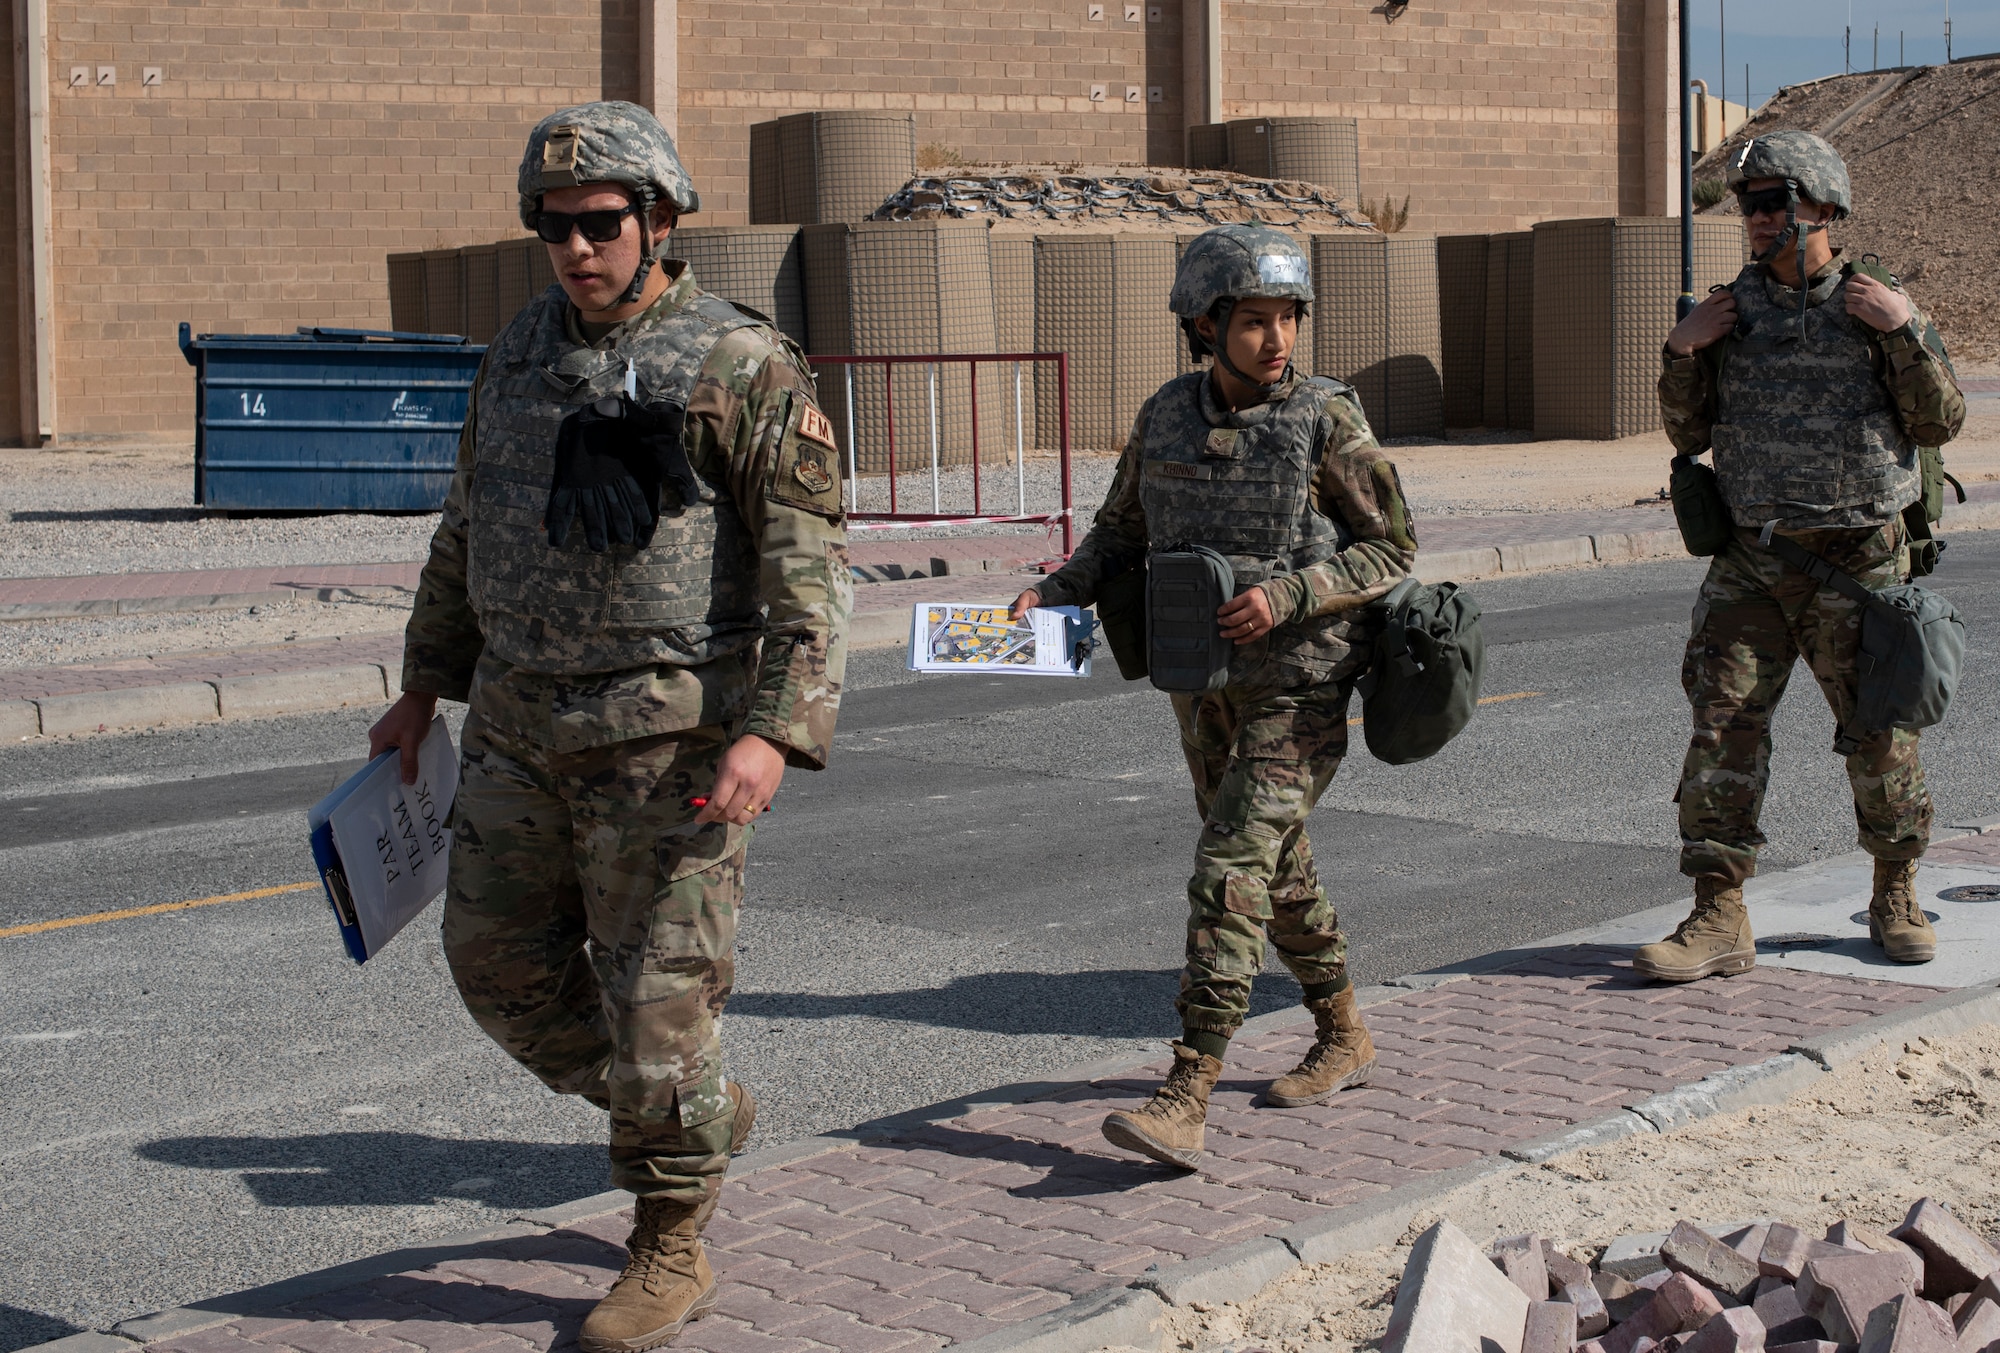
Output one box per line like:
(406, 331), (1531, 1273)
(239, 392), (267, 417)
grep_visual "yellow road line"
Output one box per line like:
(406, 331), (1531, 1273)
(1348, 689), (1543, 727)
(0, 882), (319, 939)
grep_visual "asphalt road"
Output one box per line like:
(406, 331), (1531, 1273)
(6, 540), (2000, 1347)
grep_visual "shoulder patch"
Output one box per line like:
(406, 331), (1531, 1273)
(797, 402), (838, 451)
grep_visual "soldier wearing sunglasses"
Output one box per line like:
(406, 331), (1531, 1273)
(1646, 130), (1964, 982)
(368, 101), (850, 1351)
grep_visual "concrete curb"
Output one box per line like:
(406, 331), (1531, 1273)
(1500, 1110), (1656, 1164)
(11, 664), (400, 739)
(0, 589), (296, 623)
(1275, 1158), (1521, 1265)
(1789, 980), (2000, 1069)
(1137, 1236), (1299, 1308)
(952, 1286), (1167, 1353)
(1624, 1051), (1825, 1131)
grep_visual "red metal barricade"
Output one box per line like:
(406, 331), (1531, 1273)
(807, 352), (1074, 559)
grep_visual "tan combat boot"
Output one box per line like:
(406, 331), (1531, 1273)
(726, 1080), (756, 1154)
(1631, 877), (1756, 982)
(1100, 1042), (1223, 1170)
(579, 1197), (719, 1353)
(1868, 858), (1936, 964)
(1266, 987), (1377, 1107)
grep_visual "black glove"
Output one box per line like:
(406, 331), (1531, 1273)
(545, 396), (691, 551)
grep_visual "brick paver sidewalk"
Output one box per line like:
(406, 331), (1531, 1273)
(139, 948), (1937, 1353)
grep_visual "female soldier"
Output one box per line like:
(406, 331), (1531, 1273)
(1012, 224), (1418, 1169)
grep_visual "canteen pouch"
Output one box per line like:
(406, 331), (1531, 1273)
(1764, 535), (1965, 734)
(1856, 583), (1965, 732)
(1147, 546), (1234, 693)
(1095, 560), (1150, 681)
(1357, 577), (1486, 764)
(1670, 454), (1732, 557)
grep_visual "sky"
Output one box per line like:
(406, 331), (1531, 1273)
(1685, 0), (2000, 109)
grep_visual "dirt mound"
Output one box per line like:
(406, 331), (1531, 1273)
(1695, 59), (2000, 364)
(870, 166), (1376, 236)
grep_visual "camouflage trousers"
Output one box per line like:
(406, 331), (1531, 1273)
(442, 709), (748, 1204)
(1679, 521), (1931, 885)
(1170, 679), (1355, 1037)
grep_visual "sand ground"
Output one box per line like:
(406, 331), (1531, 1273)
(1147, 1023), (2000, 1353)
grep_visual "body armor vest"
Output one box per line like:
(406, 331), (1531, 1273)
(1711, 263), (1917, 527)
(466, 285), (764, 674)
(1138, 372), (1367, 689)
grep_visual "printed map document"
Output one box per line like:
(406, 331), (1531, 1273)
(907, 602), (1095, 678)
(307, 715), (459, 963)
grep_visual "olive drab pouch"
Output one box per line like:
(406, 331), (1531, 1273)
(1764, 534), (1964, 734)
(1669, 454), (1733, 557)
(1095, 560), (1149, 681)
(1901, 444), (1966, 578)
(1147, 546), (1234, 693)
(1357, 577), (1485, 764)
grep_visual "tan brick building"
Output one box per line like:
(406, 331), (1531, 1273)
(3, 0), (1684, 446)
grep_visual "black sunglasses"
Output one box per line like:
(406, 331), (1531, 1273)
(1736, 186), (1794, 219)
(529, 204), (639, 245)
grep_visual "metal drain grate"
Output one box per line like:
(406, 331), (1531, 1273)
(1939, 884), (2000, 903)
(1757, 933), (1842, 951)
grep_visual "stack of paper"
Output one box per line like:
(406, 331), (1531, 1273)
(307, 715), (459, 963)
(907, 603), (1095, 677)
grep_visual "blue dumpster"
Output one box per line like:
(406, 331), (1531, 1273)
(179, 323), (485, 511)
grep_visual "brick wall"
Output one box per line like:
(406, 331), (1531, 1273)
(1219, 0), (1646, 237)
(675, 0), (1189, 225)
(37, 0), (633, 441)
(19, 0), (1667, 443)
(1, 0), (25, 442)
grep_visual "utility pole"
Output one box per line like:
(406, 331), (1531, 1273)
(1946, 0), (1953, 61)
(1873, 25), (1878, 70)
(1719, 0), (1726, 134)
(1679, 0), (1694, 320)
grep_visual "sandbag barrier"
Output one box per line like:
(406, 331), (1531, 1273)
(871, 172), (1373, 230)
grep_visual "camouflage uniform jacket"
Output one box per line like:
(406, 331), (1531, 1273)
(1659, 257), (1965, 530)
(402, 262), (851, 768)
(1038, 369), (1416, 678)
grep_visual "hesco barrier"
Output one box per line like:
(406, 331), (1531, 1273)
(1532, 217), (1746, 439)
(750, 112), (918, 225)
(1481, 231), (1534, 431)
(1187, 123), (1230, 170)
(801, 221), (1003, 476)
(989, 233), (1039, 429)
(386, 241), (552, 342)
(1310, 234), (1443, 439)
(1225, 118), (1361, 201)
(666, 226), (808, 349)
(1436, 235), (1489, 428)
(1034, 234), (1180, 453)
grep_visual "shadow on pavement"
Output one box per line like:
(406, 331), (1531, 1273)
(1, 1306), (85, 1353)
(134, 1133), (606, 1209)
(730, 968), (1304, 1037)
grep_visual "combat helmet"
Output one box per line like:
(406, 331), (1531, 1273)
(1171, 224), (1313, 387)
(1725, 130), (1851, 218)
(519, 101), (701, 304)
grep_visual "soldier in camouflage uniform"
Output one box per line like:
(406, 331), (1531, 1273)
(368, 102), (850, 1350)
(1012, 225), (1417, 1170)
(1645, 130), (1964, 980)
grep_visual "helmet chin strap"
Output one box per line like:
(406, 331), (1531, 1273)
(617, 186), (662, 306)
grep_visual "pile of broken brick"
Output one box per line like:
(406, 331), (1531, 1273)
(1382, 1197), (2000, 1352)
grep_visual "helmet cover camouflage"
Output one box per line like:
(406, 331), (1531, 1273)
(517, 101), (701, 224)
(1170, 224), (1315, 319)
(1725, 130), (1851, 219)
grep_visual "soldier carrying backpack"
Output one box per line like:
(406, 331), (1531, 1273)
(1651, 130), (1967, 980)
